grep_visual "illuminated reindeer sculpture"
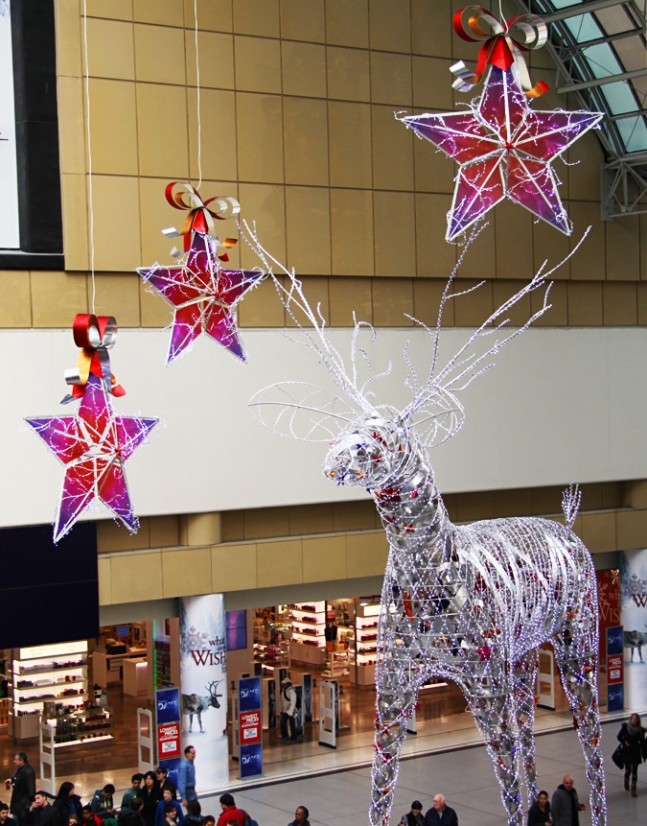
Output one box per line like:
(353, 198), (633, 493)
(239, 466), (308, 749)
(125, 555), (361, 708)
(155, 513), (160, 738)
(244, 226), (606, 826)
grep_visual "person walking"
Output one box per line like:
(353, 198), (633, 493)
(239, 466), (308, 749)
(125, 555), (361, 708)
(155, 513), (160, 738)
(551, 776), (585, 826)
(618, 712), (646, 797)
(280, 678), (298, 743)
(527, 791), (551, 826)
(400, 801), (424, 826)
(424, 795), (458, 826)
(6, 752), (36, 824)
(177, 747), (197, 807)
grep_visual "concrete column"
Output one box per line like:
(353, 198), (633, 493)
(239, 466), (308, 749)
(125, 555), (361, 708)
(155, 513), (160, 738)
(179, 512), (222, 545)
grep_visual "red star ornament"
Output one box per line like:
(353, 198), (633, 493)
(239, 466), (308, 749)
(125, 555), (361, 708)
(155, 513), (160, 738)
(27, 374), (158, 543)
(138, 232), (263, 364)
(397, 67), (603, 241)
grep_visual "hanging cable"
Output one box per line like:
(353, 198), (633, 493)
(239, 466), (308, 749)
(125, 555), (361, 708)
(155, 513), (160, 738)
(82, 0), (96, 313)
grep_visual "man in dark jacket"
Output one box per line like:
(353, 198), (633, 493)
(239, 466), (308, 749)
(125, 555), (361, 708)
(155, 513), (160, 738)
(7, 753), (36, 823)
(424, 795), (458, 826)
(551, 776), (585, 826)
(21, 792), (54, 826)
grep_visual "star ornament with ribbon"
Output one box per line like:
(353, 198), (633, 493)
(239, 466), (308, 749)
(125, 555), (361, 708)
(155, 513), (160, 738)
(139, 231), (264, 364)
(27, 317), (158, 543)
(397, 67), (603, 240)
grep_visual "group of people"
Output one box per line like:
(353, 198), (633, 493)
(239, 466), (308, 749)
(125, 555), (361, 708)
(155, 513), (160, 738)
(1, 751), (311, 826)
(2, 750), (205, 826)
(4, 714), (645, 826)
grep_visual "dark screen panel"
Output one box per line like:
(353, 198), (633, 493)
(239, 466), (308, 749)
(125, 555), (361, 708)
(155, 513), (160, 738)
(0, 522), (98, 647)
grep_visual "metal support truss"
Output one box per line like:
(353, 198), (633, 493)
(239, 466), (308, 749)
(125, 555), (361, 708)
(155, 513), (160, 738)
(518, 0), (647, 219)
(601, 157), (647, 219)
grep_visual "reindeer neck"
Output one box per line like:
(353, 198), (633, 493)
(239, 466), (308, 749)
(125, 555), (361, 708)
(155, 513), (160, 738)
(371, 451), (449, 550)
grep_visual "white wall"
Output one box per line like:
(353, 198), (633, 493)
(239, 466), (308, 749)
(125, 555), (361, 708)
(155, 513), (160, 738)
(2, 324), (646, 529)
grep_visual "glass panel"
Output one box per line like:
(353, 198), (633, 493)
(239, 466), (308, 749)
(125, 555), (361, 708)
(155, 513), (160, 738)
(581, 42), (624, 77)
(602, 80), (640, 115)
(616, 116), (647, 152)
(564, 13), (603, 42)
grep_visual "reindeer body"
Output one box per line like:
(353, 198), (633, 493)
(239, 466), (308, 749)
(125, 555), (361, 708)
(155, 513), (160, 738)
(182, 681), (222, 733)
(325, 418), (605, 826)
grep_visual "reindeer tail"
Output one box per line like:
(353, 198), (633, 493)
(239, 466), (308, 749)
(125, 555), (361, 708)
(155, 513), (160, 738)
(562, 483), (582, 533)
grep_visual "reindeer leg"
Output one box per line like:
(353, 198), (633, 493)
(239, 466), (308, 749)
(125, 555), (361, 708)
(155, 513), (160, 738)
(369, 658), (419, 826)
(512, 652), (539, 805)
(467, 688), (524, 826)
(188, 713), (193, 733)
(553, 618), (607, 826)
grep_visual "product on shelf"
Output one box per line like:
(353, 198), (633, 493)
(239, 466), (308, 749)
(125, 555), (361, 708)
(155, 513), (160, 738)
(11, 642), (89, 739)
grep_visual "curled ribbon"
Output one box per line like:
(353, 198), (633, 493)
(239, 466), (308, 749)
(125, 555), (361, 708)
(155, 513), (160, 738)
(61, 314), (126, 404)
(162, 181), (240, 261)
(451, 5), (549, 98)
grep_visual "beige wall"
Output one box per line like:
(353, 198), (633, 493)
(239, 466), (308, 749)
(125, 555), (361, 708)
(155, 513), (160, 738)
(0, 0), (637, 335)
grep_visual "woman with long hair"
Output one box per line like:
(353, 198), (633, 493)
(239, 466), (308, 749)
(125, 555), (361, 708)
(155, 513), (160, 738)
(618, 712), (647, 797)
(52, 782), (82, 826)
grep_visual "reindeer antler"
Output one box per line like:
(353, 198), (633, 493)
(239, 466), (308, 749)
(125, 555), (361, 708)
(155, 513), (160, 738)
(241, 217), (591, 448)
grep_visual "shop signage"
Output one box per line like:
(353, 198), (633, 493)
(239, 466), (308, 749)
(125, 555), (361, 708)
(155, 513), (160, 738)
(238, 676), (262, 778)
(620, 550), (647, 708)
(180, 594), (228, 790)
(155, 686), (182, 784)
(157, 721), (181, 758)
(607, 625), (624, 712)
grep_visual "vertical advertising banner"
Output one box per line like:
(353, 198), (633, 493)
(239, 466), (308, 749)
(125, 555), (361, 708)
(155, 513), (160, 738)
(239, 676), (262, 779)
(156, 687), (181, 786)
(180, 595), (228, 791)
(607, 626), (624, 712)
(620, 550), (647, 708)
(597, 569), (621, 670)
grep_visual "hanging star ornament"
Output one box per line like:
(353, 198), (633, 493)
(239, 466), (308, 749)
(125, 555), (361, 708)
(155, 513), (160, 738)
(398, 67), (603, 240)
(27, 315), (158, 543)
(139, 231), (264, 364)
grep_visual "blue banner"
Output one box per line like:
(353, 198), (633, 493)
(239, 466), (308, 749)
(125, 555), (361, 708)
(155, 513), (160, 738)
(239, 676), (262, 712)
(240, 742), (263, 778)
(157, 687), (180, 725)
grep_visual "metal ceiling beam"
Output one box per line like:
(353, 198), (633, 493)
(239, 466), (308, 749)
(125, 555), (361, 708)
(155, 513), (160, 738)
(608, 108), (647, 121)
(543, 0), (632, 23)
(556, 67), (647, 93)
(554, 28), (643, 51)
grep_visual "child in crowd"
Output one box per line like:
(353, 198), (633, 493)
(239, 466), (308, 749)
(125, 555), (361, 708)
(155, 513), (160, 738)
(163, 806), (177, 826)
(0, 802), (17, 826)
(154, 788), (182, 826)
(183, 802), (201, 826)
(121, 776), (144, 812)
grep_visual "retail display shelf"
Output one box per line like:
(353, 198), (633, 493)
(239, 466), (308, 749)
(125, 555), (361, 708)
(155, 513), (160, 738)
(16, 662), (86, 677)
(51, 733), (113, 747)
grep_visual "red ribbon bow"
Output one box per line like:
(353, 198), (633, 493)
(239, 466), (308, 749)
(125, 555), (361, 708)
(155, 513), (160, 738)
(451, 5), (549, 98)
(61, 314), (126, 403)
(162, 182), (240, 261)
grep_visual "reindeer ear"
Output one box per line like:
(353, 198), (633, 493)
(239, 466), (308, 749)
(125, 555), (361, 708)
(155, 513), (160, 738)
(248, 382), (357, 442)
(409, 389), (465, 448)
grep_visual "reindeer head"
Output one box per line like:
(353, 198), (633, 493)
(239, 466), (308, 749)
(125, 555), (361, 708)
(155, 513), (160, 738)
(206, 680), (222, 709)
(323, 413), (416, 489)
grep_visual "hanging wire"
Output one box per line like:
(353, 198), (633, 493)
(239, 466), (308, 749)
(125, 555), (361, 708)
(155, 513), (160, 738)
(193, 0), (203, 190)
(82, 0), (96, 314)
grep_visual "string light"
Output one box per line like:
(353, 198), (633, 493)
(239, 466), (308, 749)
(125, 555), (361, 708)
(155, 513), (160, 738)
(241, 222), (607, 826)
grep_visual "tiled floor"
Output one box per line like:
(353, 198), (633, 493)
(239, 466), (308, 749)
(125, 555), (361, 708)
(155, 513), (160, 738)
(197, 720), (647, 826)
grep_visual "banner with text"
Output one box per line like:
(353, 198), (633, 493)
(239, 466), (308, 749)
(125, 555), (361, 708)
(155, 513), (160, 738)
(620, 550), (647, 708)
(180, 594), (228, 791)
